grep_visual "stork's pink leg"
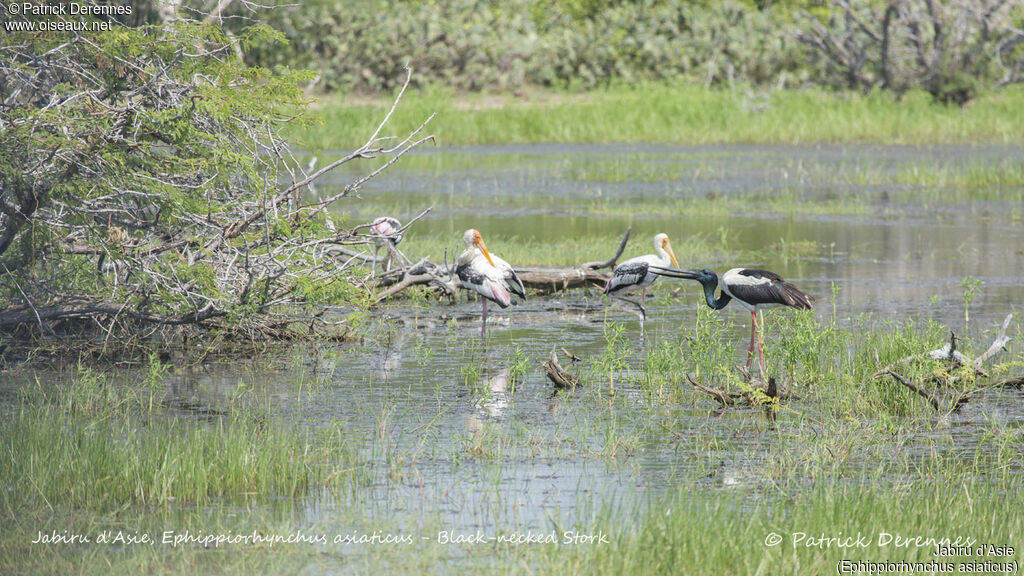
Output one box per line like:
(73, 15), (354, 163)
(745, 310), (757, 368)
(481, 296), (488, 344)
(756, 312), (765, 372)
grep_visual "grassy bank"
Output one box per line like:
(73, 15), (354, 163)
(299, 84), (1024, 149)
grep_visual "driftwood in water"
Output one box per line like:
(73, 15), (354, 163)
(990, 376), (1024, 389)
(873, 313), (1014, 414)
(543, 348), (580, 389)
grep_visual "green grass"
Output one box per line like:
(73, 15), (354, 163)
(536, 475), (1021, 576)
(299, 83), (1024, 149)
(398, 231), (752, 268)
(0, 361), (359, 514)
(2, 315), (1021, 574)
(633, 305), (1009, 419)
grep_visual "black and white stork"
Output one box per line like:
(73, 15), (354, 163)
(370, 216), (403, 273)
(456, 229), (524, 343)
(651, 267), (814, 370)
(604, 233), (680, 319)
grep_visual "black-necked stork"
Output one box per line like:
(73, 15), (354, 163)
(604, 233), (680, 319)
(456, 229), (523, 343)
(370, 216), (403, 272)
(651, 266), (814, 370)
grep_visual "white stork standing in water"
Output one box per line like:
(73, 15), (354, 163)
(651, 266), (814, 371)
(604, 233), (680, 319)
(456, 229), (524, 344)
(370, 216), (403, 273)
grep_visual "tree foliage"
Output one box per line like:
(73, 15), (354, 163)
(238, 0), (1023, 102)
(240, 0), (807, 92)
(0, 7), (432, 345)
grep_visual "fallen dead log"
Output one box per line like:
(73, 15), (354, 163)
(871, 314), (1014, 413)
(514, 227), (632, 294)
(972, 313), (1013, 372)
(516, 267), (612, 293)
(373, 227), (633, 302)
(874, 348), (971, 413)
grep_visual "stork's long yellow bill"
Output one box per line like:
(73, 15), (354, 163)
(665, 242), (680, 268)
(475, 237), (496, 267)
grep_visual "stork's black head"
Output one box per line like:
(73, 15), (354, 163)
(691, 268), (718, 287)
(650, 266), (717, 287)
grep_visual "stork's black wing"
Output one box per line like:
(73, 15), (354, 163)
(728, 269), (814, 310)
(505, 268), (527, 300)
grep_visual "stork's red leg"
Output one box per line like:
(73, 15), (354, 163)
(745, 310), (757, 368)
(756, 311), (765, 372)
(481, 296), (488, 344)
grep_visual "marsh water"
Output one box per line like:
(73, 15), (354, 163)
(6, 144), (1024, 567)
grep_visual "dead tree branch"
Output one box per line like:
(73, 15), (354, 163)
(543, 348), (580, 389)
(973, 313), (1013, 371)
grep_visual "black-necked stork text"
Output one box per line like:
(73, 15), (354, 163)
(456, 229), (524, 344)
(651, 266), (814, 371)
(604, 233), (680, 319)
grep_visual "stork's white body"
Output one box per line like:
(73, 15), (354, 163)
(604, 233), (679, 318)
(456, 229), (517, 343)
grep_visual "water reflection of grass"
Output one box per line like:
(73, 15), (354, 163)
(320, 145), (1024, 223)
(839, 160), (1024, 202)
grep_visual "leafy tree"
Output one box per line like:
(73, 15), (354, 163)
(0, 5), (432, 345)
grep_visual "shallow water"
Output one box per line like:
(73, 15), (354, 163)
(6, 144), (1024, 569)
(327, 143), (1024, 325)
